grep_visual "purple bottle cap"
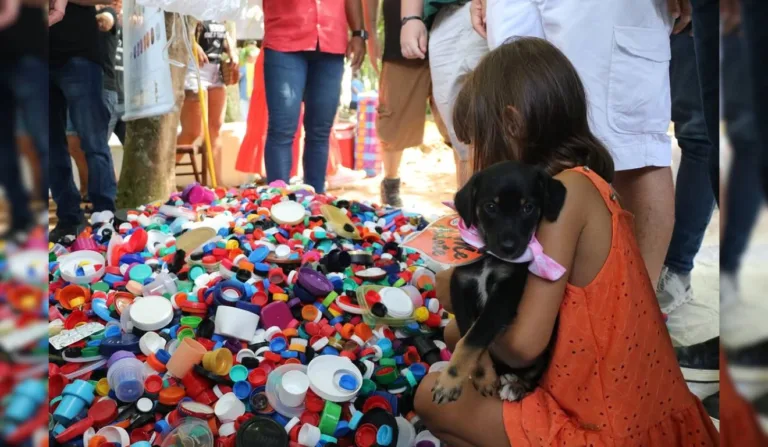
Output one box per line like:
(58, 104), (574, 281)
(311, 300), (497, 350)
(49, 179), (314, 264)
(296, 267), (333, 296)
(107, 350), (136, 368)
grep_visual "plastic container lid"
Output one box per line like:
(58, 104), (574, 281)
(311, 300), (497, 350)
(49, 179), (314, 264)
(159, 418), (214, 447)
(379, 287), (414, 318)
(236, 417), (289, 447)
(270, 201), (306, 225)
(297, 268), (334, 296)
(265, 364), (307, 418)
(395, 417), (416, 447)
(58, 250), (106, 285)
(306, 356), (363, 402)
(129, 296), (173, 332)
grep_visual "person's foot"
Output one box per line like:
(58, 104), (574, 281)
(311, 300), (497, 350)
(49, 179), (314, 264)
(49, 220), (85, 244)
(675, 337), (720, 383)
(380, 178), (403, 208)
(656, 266), (693, 314)
(702, 392), (719, 431)
(326, 166), (367, 190)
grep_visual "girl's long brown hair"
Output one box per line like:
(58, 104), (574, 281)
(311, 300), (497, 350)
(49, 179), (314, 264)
(454, 37), (614, 182)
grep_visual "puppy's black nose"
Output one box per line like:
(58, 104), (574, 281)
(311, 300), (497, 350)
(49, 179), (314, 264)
(500, 240), (516, 252)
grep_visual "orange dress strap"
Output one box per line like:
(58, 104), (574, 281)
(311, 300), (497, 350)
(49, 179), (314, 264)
(564, 166), (623, 215)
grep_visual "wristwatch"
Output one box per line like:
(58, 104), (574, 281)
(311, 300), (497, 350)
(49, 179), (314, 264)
(401, 15), (423, 26)
(352, 30), (369, 40)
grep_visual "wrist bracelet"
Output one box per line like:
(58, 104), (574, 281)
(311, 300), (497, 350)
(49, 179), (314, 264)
(401, 15), (423, 26)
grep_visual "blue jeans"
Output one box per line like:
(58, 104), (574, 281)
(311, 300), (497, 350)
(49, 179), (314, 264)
(690, 0), (720, 204)
(664, 28), (716, 275)
(0, 56), (49, 230)
(67, 89), (120, 139)
(263, 49), (344, 193)
(742, 0), (768, 199)
(721, 30), (764, 273)
(50, 57), (117, 225)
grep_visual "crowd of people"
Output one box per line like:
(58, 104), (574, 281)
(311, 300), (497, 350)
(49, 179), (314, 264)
(2, 0), (768, 443)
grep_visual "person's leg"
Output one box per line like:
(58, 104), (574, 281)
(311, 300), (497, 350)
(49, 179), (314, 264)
(61, 57), (117, 214)
(720, 30), (763, 279)
(413, 372), (510, 447)
(377, 60), (432, 206)
(263, 49), (308, 185)
(539, 0), (674, 288)
(49, 66), (85, 230)
(13, 55), (49, 203)
(301, 51), (344, 193)
(659, 27), (716, 315)
(67, 132), (88, 197)
(742, 0), (768, 199)
(690, 0), (720, 204)
(114, 118), (126, 146)
(0, 62), (32, 233)
(428, 2), (489, 189)
(177, 91), (203, 146)
(206, 86), (227, 185)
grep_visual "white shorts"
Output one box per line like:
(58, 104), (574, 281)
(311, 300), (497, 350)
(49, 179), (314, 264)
(184, 62), (224, 92)
(428, 2), (489, 162)
(486, 0), (674, 171)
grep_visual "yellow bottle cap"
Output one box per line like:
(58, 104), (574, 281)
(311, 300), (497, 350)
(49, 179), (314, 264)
(96, 378), (110, 396)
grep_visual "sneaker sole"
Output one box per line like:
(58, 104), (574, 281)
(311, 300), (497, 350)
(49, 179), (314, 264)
(710, 416), (719, 432)
(680, 367), (720, 383)
(729, 365), (768, 383)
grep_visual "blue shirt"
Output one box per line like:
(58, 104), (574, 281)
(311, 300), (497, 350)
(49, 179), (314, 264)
(351, 79), (364, 102)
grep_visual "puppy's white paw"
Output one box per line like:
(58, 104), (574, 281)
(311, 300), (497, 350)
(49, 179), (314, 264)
(499, 374), (527, 402)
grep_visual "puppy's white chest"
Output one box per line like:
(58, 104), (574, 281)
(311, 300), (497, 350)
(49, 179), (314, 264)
(476, 265), (494, 307)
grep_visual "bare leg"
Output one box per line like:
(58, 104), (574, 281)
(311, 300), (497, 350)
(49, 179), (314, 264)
(415, 372), (510, 447)
(207, 86), (227, 185)
(454, 149), (471, 189)
(444, 319), (460, 351)
(177, 90), (203, 162)
(382, 145), (404, 179)
(613, 166), (675, 289)
(67, 135), (87, 197)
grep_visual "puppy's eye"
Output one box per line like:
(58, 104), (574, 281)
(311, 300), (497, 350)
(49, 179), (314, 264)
(522, 203), (535, 215)
(484, 202), (498, 214)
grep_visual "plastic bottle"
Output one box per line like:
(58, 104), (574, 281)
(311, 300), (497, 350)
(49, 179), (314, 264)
(106, 351), (146, 402)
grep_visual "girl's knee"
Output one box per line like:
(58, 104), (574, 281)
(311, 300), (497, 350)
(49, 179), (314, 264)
(414, 373), (442, 428)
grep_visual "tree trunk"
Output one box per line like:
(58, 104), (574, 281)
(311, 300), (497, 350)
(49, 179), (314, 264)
(116, 12), (189, 208)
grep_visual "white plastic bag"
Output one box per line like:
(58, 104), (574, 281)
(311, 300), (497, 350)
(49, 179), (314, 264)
(135, 0), (246, 21)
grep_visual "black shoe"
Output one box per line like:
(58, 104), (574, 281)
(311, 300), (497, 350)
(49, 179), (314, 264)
(381, 178), (403, 208)
(726, 339), (768, 382)
(49, 221), (85, 244)
(675, 337), (719, 383)
(702, 392), (719, 430)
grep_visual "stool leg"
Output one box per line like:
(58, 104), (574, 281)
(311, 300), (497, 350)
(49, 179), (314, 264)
(189, 150), (201, 184)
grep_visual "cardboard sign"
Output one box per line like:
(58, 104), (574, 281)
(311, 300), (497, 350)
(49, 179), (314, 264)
(402, 215), (483, 271)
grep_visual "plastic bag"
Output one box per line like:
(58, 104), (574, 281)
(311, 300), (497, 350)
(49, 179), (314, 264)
(135, 0), (245, 21)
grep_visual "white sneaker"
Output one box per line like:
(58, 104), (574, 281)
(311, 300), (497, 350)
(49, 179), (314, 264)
(658, 267), (719, 346)
(656, 267), (693, 314)
(721, 272), (768, 350)
(326, 166), (367, 190)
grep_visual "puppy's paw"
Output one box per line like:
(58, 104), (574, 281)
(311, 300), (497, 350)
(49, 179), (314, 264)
(499, 374), (531, 402)
(470, 354), (498, 397)
(432, 365), (465, 404)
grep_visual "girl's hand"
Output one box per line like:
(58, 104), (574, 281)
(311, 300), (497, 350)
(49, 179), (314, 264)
(346, 35), (366, 70)
(400, 19), (427, 59)
(48, 0), (67, 27)
(667, 0), (692, 34)
(470, 0), (486, 39)
(195, 43), (208, 66)
(0, 0), (20, 30)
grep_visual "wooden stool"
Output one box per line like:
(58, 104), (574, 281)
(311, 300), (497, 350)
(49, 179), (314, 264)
(176, 145), (202, 186)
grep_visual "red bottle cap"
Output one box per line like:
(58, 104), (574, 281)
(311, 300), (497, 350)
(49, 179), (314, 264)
(362, 395), (392, 413)
(304, 390), (324, 413)
(144, 375), (164, 394)
(55, 416), (94, 443)
(247, 367), (268, 387)
(354, 423), (378, 447)
(89, 399), (119, 427)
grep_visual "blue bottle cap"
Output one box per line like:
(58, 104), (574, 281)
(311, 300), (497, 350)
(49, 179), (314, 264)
(233, 381), (252, 400)
(269, 338), (287, 353)
(348, 411), (363, 430)
(155, 349), (171, 364)
(154, 419), (170, 434)
(376, 425), (393, 446)
(338, 374), (358, 391)
(332, 420), (351, 438)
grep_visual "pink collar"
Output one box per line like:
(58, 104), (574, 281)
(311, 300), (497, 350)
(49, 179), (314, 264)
(444, 201), (566, 281)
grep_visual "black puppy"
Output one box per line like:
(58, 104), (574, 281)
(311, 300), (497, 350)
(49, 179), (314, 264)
(432, 161), (567, 404)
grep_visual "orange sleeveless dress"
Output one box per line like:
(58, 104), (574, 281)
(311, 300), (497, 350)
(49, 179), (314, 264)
(503, 166), (719, 446)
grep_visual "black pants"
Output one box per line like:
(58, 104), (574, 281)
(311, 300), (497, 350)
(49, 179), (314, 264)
(742, 0), (768, 199)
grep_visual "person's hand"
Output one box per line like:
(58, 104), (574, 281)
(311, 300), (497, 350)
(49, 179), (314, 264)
(470, 0), (487, 38)
(0, 0), (21, 30)
(400, 19), (427, 59)
(95, 10), (114, 32)
(48, 0), (67, 27)
(721, 0), (741, 35)
(195, 43), (209, 66)
(667, 0), (692, 34)
(346, 35), (366, 70)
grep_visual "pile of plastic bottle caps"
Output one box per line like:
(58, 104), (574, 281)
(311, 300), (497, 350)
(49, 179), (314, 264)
(49, 182), (455, 447)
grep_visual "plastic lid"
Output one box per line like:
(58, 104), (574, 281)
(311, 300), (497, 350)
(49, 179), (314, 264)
(379, 287), (414, 317)
(88, 399), (118, 427)
(297, 268), (334, 296)
(337, 374), (358, 391)
(270, 201), (306, 225)
(128, 264), (152, 283)
(144, 375), (163, 394)
(136, 397), (154, 413)
(129, 296), (174, 331)
(306, 356), (363, 402)
(236, 417), (289, 447)
(354, 423), (378, 447)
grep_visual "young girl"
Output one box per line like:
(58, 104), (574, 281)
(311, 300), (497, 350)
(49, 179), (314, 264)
(413, 37), (718, 447)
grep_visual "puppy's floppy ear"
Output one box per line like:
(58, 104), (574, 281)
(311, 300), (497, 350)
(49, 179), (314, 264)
(454, 172), (479, 227)
(537, 170), (567, 222)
